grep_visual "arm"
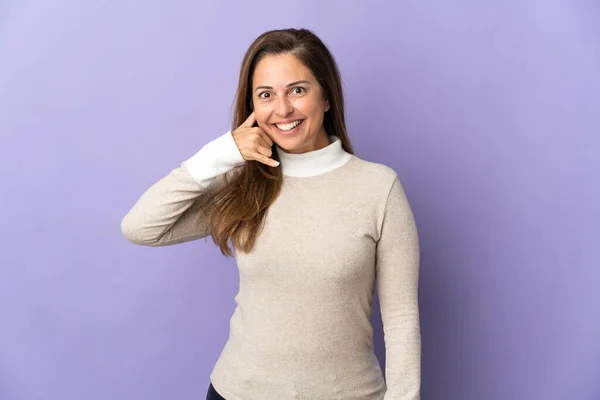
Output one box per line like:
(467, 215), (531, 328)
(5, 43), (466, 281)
(120, 130), (245, 246)
(376, 175), (421, 400)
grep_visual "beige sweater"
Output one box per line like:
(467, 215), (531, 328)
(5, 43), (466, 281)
(121, 131), (421, 400)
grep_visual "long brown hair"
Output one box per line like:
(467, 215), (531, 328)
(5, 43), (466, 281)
(201, 28), (354, 257)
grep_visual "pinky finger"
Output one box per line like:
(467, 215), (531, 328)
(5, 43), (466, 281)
(262, 156), (280, 167)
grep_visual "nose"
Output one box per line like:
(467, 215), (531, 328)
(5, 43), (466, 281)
(275, 96), (293, 117)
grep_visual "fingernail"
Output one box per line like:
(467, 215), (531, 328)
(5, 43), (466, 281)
(273, 161), (280, 167)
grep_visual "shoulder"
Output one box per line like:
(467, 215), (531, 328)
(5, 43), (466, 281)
(345, 155), (400, 193)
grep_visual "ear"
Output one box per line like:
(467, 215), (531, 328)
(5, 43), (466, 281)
(324, 99), (330, 112)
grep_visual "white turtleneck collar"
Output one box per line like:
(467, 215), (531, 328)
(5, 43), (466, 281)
(275, 135), (353, 178)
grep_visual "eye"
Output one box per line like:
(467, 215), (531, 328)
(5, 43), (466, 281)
(292, 86), (306, 95)
(258, 92), (270, 99)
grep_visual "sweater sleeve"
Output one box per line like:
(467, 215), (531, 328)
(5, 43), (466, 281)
(376, 175), (421, 400)
(120, 130), (245, 247)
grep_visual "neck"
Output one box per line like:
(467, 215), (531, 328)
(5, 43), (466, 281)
(275, 135), (352, 177)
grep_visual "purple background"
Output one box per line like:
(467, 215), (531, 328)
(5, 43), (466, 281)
(1, 1), (599, 399)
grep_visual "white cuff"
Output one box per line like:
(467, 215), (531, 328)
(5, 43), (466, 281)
(183, 130), (245, 187)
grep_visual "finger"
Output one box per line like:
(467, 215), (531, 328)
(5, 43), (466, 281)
(243, 111), (256, 127)
(257, 133), (274, 149)
(253, 128), (273, 147)
(262, 156), (280, 167)
(252, 150), (279, 167)
(255, 144), (273, 158)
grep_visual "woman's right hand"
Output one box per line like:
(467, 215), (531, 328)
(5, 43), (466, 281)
(231, 111), (280, 167)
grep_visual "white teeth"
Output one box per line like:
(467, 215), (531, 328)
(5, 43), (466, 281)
(276, 120), (302, 131)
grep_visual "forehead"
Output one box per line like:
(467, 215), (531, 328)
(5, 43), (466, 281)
(252, 54), (315, 88)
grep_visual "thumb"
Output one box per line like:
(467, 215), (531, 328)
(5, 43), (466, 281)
(243, 111), (256, 127)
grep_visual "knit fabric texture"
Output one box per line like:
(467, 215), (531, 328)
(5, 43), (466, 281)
(121, 131), (421, 400)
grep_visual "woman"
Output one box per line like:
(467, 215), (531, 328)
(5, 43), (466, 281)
(121, 28), (421, 400)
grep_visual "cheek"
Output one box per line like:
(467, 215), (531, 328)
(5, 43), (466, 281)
(296, 98), (321, 116)
(254, 109), (270, 125)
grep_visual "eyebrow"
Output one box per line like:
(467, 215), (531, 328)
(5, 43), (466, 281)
(254, 80), (311, 91)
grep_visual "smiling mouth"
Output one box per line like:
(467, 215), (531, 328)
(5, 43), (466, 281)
(273, 119), (305, 134)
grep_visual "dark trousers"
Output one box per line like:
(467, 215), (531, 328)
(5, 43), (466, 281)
(206, 382), (226, 400)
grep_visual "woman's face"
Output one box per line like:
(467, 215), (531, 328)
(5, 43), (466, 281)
(251, 53), (330, 154)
